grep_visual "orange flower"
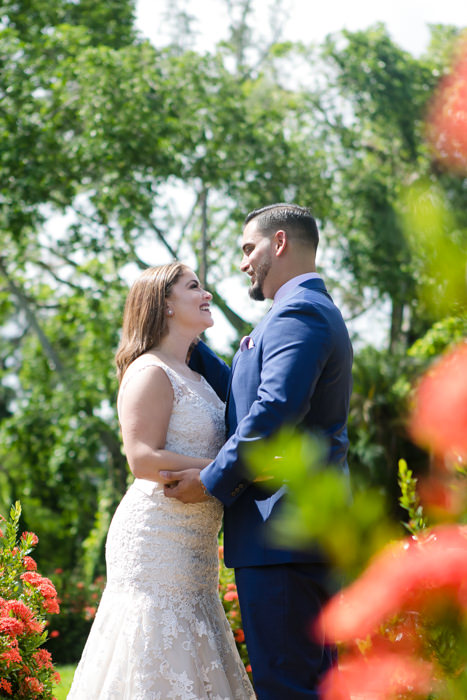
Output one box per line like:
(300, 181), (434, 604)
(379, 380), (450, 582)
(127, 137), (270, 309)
(0, 678), (12, 695)
(418, 473), (467, 519)
(32, 649), (53, 670)
(1, 645), (22, 667)
(20, 532), (38, 546)
(234, 628), (245, 643)
(409, 342), (467, 460)
(320, 650), (434, 700)
(22, 556), (37, 572)
(318, 525), (467, 644)
(426, 33), (467, 173)
(0, 617), (25, 637)
(23, 676), (44, 694)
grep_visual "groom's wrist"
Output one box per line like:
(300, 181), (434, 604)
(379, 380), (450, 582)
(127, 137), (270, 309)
(199, 476), (209, 496)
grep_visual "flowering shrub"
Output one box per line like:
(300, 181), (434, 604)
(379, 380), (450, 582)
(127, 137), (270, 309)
(46, 571), (106, 664)
(0, 501), (60, 698)
(218, 540), (251, 675)
(317, 341), (467, 699)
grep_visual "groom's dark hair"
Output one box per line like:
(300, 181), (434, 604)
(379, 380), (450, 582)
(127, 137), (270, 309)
(244, 203), (319, 251)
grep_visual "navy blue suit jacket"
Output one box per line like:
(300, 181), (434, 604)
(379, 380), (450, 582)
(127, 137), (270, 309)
(191, 278), (353, 568)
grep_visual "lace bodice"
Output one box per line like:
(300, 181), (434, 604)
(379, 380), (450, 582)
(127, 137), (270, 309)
(118, 356), (226, 462)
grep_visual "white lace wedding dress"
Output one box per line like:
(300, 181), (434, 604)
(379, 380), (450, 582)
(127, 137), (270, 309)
(68, 359), (255, 700)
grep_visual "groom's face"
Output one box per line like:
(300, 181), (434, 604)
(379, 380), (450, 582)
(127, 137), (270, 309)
(240, 220), (273, 301)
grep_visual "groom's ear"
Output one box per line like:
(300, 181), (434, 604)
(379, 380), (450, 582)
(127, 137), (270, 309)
(273, 229), (287, 257)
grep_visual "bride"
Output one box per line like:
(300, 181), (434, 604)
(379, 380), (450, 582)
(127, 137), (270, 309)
(68, 263), (255, 699)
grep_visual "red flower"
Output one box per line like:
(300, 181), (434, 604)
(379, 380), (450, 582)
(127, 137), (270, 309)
(32, 649), (53, 670)
(0, 678), (12, 695)
(1, 645), (22, 667)
(20, 572), (57, 597)
(218, 545), (224, 559)
(320, 650), (434, 700)
(0, 617), (25, 637)
(426, 33), (467, 174)
(3, 600), (43, 635)
(318, 525), (467, 644)
(409, 342), (467, 460)
(234, 628), (245, 643)
(22, 556), (37, 572)
(21, 532), (39, 546)
(22, 676), (44, 694)
(226, 583), (237, 591)
(84, 605), (97, 620)
(223, 591), (239, 602)
(418, 473), (466, 518)
(245, 664), (252, 673)
(42, 597), (60, 614)
(49, 630), (60, 638)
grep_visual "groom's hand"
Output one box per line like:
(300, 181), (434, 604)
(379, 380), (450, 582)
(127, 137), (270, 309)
(160, 469), (208, 503)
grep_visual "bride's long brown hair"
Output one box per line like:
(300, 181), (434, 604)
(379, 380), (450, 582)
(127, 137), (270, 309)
(115, 262), (188, 383)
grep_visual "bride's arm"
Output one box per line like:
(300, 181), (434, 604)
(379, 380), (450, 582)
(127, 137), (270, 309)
(119, 365), (210, 482)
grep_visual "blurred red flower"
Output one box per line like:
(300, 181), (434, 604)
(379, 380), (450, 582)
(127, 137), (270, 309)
(426, 33), (467, 173)
(318, 525), (467, 644)
(234, 628), (245, 643)
(418, 472), (467, 519)
(409, 342), (467, 460)
(320, 650), (434, 700)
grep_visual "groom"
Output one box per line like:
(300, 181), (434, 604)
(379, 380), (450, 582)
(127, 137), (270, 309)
(162, 203), (353, 699)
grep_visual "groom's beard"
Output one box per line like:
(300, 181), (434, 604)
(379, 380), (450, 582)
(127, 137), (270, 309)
(248, 256), (272, 301)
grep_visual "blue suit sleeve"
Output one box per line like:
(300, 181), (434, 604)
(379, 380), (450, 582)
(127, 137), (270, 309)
(201, 304), (333, 505)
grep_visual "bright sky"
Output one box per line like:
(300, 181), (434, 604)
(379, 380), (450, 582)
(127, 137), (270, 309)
(136, 0), (467, 57)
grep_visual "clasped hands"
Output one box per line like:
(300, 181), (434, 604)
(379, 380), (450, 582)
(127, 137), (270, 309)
(159, 468), (208, 504)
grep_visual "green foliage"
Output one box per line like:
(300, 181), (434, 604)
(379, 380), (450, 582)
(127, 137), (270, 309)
(245, 428), (400, 579)
(398, 458), (427, 535)
(218, 539), (251, 674)
(399, 179), (467, 316)
(45, 572), (106, 664)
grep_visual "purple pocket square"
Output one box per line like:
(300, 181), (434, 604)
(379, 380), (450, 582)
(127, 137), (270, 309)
(240, 336), (255, 351)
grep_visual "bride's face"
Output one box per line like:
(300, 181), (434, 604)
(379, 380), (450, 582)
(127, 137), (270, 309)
(166, 269), (214, 335)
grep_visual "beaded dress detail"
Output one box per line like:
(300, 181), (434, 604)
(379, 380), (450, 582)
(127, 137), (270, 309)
(68, 359), (255, 700)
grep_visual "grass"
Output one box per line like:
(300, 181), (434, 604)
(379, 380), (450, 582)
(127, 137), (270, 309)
(54, 665), (76, 699)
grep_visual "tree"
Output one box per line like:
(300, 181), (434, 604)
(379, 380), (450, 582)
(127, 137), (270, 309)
(305, 24), (464, 350)
(0, 0), (331, 576)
